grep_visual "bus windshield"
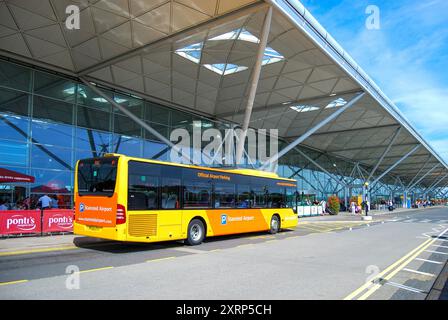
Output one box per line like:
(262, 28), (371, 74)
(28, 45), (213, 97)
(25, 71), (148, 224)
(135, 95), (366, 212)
(77, 157), (118, 196)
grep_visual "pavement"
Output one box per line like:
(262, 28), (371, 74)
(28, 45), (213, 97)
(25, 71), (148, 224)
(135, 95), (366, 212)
(0, 206), (447, 299)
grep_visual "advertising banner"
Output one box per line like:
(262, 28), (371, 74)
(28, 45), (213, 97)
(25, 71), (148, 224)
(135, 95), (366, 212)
(75, 194), (117, 227)
(43, 210), (73, 233)
(0, 210), (41, 235)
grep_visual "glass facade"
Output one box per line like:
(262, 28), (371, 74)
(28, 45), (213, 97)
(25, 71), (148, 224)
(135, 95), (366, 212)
(0, 58), (404, 210)
(0, 59), (215, 209)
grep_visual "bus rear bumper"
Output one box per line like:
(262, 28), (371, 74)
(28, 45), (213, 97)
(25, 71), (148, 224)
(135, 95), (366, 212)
(73, 222), (126, 241)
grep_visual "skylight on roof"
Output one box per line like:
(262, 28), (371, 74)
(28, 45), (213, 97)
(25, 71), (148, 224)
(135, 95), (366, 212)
(174, 28), (284, 76)
(290, 105), (320, 113)
(325, 98), (347, 109)
(209, 28), (259, 44)
(175, 42), (203, 64)
(203, 63), (248, 76)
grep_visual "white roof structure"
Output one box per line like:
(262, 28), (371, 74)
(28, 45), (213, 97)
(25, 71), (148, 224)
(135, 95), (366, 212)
(0, 0), (446, 189)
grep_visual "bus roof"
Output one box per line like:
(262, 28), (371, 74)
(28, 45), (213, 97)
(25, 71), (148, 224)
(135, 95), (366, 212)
(100, 153), (296, 183)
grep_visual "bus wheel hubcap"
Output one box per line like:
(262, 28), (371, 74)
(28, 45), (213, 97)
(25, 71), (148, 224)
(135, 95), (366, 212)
(272, 219), (278, 230)
(191, 224), (202, 241)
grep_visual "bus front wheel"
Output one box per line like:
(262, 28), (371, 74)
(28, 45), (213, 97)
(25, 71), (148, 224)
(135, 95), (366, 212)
(186, 219), (205, 246)
(269, 215), (280, 234)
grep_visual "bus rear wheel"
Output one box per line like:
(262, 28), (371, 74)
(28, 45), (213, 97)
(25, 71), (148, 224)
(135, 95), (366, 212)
(269, 215), (280, 234)
(186, 219), (205, 246)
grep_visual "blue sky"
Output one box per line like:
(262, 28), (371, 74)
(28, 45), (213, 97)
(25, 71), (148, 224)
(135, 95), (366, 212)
(300, 0), (448, 161)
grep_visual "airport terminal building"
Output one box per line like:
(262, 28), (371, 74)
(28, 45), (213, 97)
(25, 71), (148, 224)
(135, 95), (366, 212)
(0, 0), (447, 209)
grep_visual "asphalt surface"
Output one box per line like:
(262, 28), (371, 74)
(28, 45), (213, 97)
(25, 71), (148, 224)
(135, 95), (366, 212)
(0, 207), (447, 299)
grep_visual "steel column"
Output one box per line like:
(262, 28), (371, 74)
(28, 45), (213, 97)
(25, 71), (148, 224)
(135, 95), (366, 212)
(235, 6), (273, 164)
(367, 126), (402, 182)
(425, 174), (448, 195)
(294, 148), (348, 188)
(80, 78), (193, 164)
(371, 145), (421, 186)
(406, 156), (432, 189)
(407, 164), (440, 191)
(260, 92), (365, 170)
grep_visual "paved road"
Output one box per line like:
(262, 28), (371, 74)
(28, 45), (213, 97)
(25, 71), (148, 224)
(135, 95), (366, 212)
(0, 207), (447, 299)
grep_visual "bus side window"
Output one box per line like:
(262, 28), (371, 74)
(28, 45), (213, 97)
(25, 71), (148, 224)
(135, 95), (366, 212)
(236, 185), (251, 208)
(128, 174), (158, 210)
(161, 178), (181, 209)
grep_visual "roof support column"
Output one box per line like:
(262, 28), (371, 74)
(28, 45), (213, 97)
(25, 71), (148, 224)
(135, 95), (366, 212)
(424, 174), (448, 195)
(260, 92), (365, 170)
(294, 148), (347, 188)
(407, 164), (440, 191)
(80, 78), (192, 164)
(406, 156), (432, 189)
(235, 6), (273, 165)
(367, 126), (402, 182)
(370, 145), (421, 186)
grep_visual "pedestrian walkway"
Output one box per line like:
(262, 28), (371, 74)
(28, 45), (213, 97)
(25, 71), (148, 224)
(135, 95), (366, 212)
(0, 235), (110, 256)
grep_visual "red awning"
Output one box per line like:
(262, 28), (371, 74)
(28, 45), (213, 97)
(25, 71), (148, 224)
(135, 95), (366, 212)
(0, 168), (35, 183)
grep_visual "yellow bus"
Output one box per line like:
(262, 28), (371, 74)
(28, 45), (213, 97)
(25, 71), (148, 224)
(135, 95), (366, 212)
(74, 154), (298, 245)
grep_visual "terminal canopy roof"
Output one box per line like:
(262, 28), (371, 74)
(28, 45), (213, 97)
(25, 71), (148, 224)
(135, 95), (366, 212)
(0, 0), (446, 188)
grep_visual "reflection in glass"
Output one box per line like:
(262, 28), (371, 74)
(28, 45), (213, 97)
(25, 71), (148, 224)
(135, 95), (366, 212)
(112, 134), (142, 157)
(77, 105), (110, 131)
(31, 120), (73, 148)
(31, 144), (72, 171)
(0, 60), (31, 91)
(76, 84), (113, 111)
(0, 113), (29, 142)
(34, 71), (76, 103)
(0, 88), (29, 116)
(33, 96), (73, 125)
(75, 128), (111, 156)
(0, 140), (28, 166)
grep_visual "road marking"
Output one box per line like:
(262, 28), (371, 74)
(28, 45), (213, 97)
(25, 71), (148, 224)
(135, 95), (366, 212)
(435, 239), (448, 243)
(172, 247), (206, 254)
(357, 227), (448, 300)
(0, 279), (28, 286)
(79, 266), (113, 274)
(425, 250), (448, 255)
(147, 256), (176, 263)
(431, 244), (448, 249)
(209, 249), (221, 252)
(415, 258), (443, 264)
(237, 244), (254, 248)
(402, 268), (435, 277)
(385, 281), (425, 294)
(0, 245), (78, 257)
(343, 238), (432, 300)
(420, 219), (431, 223)
(346, 227), (448, 300)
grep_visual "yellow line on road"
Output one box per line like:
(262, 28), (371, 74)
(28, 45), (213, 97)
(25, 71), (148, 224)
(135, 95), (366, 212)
(358, 237), (440, 300)
(78, 266), (114, 274)
(343, 238), (432, 300)
(0, 279), (28, 286)
(146, 256), (176, 263)
(237, 244), (254, 248)
(0, 245), (78, 257)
